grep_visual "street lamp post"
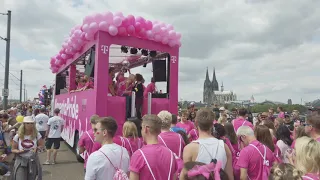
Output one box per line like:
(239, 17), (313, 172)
(0, 10), (11, 110)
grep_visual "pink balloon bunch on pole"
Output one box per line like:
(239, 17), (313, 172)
(50, 11), (182, 73)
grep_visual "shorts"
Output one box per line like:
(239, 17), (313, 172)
(45, 138), (61, 149)
(39, 131), (46, 139)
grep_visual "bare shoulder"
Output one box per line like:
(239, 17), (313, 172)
(184, 141), (199, 151)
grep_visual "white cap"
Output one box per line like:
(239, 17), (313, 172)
(219, 107), (225, 111)
(23, 116), (35, 123)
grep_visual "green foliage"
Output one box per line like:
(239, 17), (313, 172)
(250, 104), (307, 113)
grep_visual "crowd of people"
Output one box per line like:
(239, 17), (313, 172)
(0, 105), (64, 180)
(79, 105), (320, 180)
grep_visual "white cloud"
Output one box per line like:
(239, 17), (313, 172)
(0, 0), (319, 104)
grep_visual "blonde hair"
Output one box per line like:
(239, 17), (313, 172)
(18, 123), (38, 140)
(142, 114), (162, 135)
(218, 114), (227, 124)
(90, 114), (99, 124)
(157, 110), (172, 129)
(295, 136), (320, 174)
(122, 121), (138, 139)
(269, 163), (303, 180)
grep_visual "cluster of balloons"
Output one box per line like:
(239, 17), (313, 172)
(49, 11), (182, 74)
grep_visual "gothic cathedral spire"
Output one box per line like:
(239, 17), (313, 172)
(212, 68), (219, 91)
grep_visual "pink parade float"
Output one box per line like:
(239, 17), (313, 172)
(49, 11), (181, 73)
(50, 11), (181, 161)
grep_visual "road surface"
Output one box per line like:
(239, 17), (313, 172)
(39, 142), (85, 180)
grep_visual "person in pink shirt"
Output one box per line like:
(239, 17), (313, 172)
(291, 126), (308, 149)
(232, 108), (254, 133)
(78, 115), (101, 173)
(304, 115), (320, 142)
(188, 128), (199, 141)
(287, 136), (320, 180)
(277, 106), (285, 119)
(113, 121), (143, 157)
(236, 126), (276, 180)
(177, 111), (195, 134)
(143, 77), (156, 98)
(157, 110), (185, 159)
(183, 109), (234, 180)
(108, 67), (116, 96)
(129, 114), (177, 180)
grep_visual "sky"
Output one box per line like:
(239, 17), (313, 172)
(0, 0), (320, 104)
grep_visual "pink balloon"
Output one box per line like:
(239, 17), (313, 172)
(135, 16), (145, 24)
(99, 21), (109, 31)
(134, 22), (142, 33)
(118, 27), (127, 36)
(89, 22), (99, 34)
(113, 16), (123, 27)
(121, 18), (129, 27)
(154, 34), (161, 42)
(146, 30), (153, 39)
(93, 13), (103, 23)
(168, 30), (176, 39)
(85, 33), (94, 41)
(108, 25), (118, 36)
(61, 54), (67, 59)
(83, 15), (94, 25)
(166, 24), (174, 30)
(138, 28), (146, 38)
(127, 15), (135, 25)
(82, 24), (89, 32)
(152, 24), (161, 33)
(80, 32), (86, 40)
(161, 37), (169, 44)
(127, 25), (135, 35)
(176, 32), (181, 39)
(102, 11), (113, 24)
(168, 40), (176, 47)
(114, 12), (124, 17)
(145, 20), (153, 30)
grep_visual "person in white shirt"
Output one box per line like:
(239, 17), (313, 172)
(35, 108), (49, 139)
(44, 108), (65, 165)
(85, 116), (130, 180)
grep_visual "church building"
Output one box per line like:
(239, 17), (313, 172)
(203, 68), (237, 105)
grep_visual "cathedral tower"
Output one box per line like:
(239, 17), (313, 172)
(212, 68), (219, 91)
(203, 67), (212, 103)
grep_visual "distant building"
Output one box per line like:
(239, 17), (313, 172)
(288, 99), (292, 105)
(203, 68), (237, 105)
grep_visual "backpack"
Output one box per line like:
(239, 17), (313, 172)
(99, 148), (129, 180)
(249, 144), (271, 179)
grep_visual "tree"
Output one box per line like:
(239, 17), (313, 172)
(250, 104), (307, 113)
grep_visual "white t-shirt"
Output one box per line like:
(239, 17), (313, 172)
(47, 116), (65, 138)
(85, 143), (130, 180)
(35, 113), (49, 131)
(13, 133), (42, 157)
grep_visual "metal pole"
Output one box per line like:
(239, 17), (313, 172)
(2, 10), (11, 110)
(24, 84), (26, 102)
(147, 92), (152, 115)
(131, 92), (136, 117)
(20, 70), (22, 102)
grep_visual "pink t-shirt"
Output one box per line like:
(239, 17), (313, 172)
(278, 112), (285, 118)
(291, 139), (296, 149)
(232, 118), (254, 133)
(78, 129), (102, 168)
(176, 120), (195, 134)
(113, 136), (143, 157)
(158, 131), (185, 158)
(130, 144), (177, 180)
(143, 82), (155, 98)
(237, 140), (275, 180)
(188, 129), (199, 141)
(316, 137), (320, 143)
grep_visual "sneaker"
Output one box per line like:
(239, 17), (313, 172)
(43, 161), (50, 165)
(51, 161), (56, 165)
(4, 171), (10, 176)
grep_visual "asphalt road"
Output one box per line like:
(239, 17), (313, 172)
(39, 141), (85, 180)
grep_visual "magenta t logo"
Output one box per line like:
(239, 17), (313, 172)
(101, 45), (109, 54)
